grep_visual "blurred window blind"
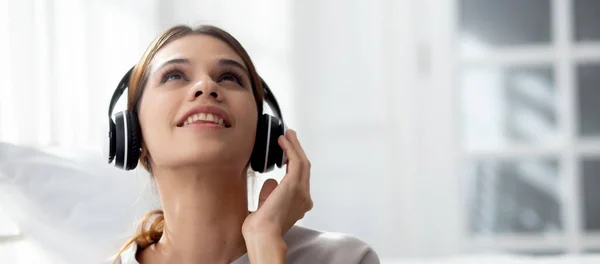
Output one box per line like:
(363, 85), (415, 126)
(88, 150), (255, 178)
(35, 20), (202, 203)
(457, 0), (600, 254)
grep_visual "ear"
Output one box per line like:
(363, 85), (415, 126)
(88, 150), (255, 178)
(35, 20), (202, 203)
(258, 179), (278, 209)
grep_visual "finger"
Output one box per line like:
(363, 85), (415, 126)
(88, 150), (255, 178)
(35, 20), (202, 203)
(286, 130), (309, 166)
(258, 178), (278, 209)
(278, 135), (301, 167)
(285, 130), (311, 184)
(278, 135), (303, 183)
(285, 130), (306, 159)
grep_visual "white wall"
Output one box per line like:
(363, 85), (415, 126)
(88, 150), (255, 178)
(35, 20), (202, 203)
(290, 0), (462, 258)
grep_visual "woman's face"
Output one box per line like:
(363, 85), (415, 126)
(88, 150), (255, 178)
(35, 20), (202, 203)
(137, 34), (258, 171)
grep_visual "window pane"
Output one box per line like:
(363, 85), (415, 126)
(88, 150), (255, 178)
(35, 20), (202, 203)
(459, 0), (552, 51)
(582, 158), (600, 231)
(574, 0), (600, 42)
(577, 63), (600, 137)
(466, 158), (562, 234)
(461, 66), (557, 150)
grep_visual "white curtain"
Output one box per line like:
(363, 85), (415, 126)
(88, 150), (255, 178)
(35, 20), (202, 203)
(0, 0), (159, 149)
(0, 0), (163, 262)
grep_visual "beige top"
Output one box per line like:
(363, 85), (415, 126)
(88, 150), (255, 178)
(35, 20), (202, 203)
(112, 225), (379, 264)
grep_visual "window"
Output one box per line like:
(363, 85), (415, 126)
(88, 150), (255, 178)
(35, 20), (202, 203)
(457, 0), (600, 253)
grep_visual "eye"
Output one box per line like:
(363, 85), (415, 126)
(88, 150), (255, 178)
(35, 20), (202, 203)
(161, 70), (186, 83)
(218, 72), (243, 85)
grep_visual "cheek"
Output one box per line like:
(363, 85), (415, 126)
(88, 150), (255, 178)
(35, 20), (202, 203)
(230, 96), (259, 152)
(137, 91), (180, 152)
(237, 98), (259, 135)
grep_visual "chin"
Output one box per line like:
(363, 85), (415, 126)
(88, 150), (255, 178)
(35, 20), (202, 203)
(179, 142), (249, 168)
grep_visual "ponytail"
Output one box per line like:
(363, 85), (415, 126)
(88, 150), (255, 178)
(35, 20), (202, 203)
(112, 209), (165, 263)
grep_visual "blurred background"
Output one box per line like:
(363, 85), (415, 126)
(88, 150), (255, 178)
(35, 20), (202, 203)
(1, 0), (600, 263)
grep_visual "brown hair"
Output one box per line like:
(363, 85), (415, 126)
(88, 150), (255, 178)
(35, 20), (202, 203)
(112, 24), (264, 263)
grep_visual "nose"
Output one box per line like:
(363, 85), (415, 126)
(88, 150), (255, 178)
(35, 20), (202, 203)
(187, 76), (221, 102)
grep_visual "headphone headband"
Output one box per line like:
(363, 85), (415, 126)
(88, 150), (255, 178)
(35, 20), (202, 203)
(108, 67), (134, 119)
(261, 78), (283, 121)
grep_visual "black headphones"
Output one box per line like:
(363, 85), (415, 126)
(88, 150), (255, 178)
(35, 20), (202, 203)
(106, 66), (287, 173)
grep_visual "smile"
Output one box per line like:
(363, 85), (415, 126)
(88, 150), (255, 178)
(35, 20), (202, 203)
(182, 113), (227, 127)
(176, 105), (232, 128)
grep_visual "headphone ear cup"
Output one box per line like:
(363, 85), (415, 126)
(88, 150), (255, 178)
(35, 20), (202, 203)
(113, 111), (141, 170)
(250, 114), (285, 173)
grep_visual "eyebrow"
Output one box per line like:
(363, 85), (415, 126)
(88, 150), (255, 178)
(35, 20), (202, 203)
(151, 57), (249, 76)
(151, 58), (190, 76)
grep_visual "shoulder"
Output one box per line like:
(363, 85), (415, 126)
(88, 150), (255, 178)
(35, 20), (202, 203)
(282, 225), (380, 264)
(108, 226), (379, 264)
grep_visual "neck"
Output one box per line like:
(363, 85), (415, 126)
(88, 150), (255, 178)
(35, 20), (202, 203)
(151, 165), (250, 263)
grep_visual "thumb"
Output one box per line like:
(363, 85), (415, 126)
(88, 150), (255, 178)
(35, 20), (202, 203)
(258, 178), (278, 209)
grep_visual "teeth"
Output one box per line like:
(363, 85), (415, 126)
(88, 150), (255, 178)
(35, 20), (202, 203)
(182, 112), (226, 127)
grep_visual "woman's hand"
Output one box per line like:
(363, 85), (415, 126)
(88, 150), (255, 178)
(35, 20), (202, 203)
(242, 129), (313, 263)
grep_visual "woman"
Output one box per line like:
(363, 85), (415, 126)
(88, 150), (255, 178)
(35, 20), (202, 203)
(110, 24), (379, 264)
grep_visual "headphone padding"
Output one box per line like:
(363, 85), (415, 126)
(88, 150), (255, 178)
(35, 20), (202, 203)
(108, 120), (116, 163)
(125, 111), (141, 170)
(114, 112), (126, 169)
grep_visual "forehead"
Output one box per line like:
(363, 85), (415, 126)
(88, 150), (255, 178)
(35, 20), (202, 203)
(150, 34), (245, 69)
